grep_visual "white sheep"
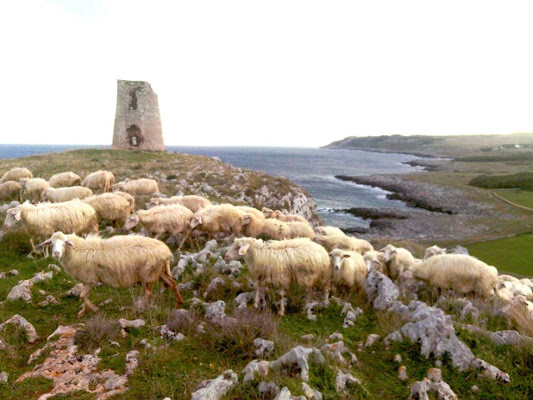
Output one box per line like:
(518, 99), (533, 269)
(39, 231), (183, 317)
(112, 191), (136, 212)
(147, 195), (212, 213)
(315, 226), (345, 237)
(81, 170), (115, 193)
(190, 204), (245, 240)
(236, 205), (265, 220)
(3, 199), (98, 255)
(123, 204), (193, 240)
(0, 181), (22, 201)
(82, 192), (135, 225)
(262, 207), (308, 223)
(329, 249), (367, 293)
(423, 245), (447, 260)
(48, 171), (81, 188)
(114, 178), (159, 196)
(286, 221), (315, 239)
(363, 250), (387, 274)
(20, 178), (50, 203)
(380, 244), (415, 280)
(410, 254), (498, 299)
(241, 213), (290, 240)
(315, 234), (373, 254)
(0, 167), (32, 183)
(43, 186), (93, 203)
(225, 237), (330, 316)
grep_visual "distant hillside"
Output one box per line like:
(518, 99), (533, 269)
(324, 133), (533, 158)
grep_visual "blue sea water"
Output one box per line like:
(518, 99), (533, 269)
(0, 144), (422, 228)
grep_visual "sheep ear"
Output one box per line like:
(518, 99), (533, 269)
(342, 254), (351, 258)
(65, 239), (75, 247)
(239, 244), (250, 255)
(37, 238), (52, 247)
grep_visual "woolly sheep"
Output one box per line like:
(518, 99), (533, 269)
(363, 250), (387, 274)
(380, 244), (415, 280)
(43, 186), (93, 203)
(48, 171), (81, 188)
(0, 167), (32, 183)
(286, 221), (315, 239)
(3, 200), (98, 254)
(40, 231), (183, 317)
(497, 280), (533, 301)
(329, 249), (367, 293)
(236, 205), (265, 220)
(147, 195), (212, 213)
(190, 204), (245, 240)
(498, 274), (520, 283)
(314, 234), (373, 254)
(241, 213), (290, 240)
(423, 245), (447, 260)
(0, 181), (22, 201)
(114, 178), (159, 196)
(81, 170), (115, 193)
(262, 207), (308, 223)
(225, 237), (330, 316)
(112, 191), (136, 212)
(21, 178), (50, 203)
(315, 226), (345, 237)
(82, 192), (135, 225)
(123, 204), (193, 240)
(410, 254), (498, 299)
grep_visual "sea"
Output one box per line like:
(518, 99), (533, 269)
(0, 144), (423, 228)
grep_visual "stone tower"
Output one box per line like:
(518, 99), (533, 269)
(112, 80), (165, 151)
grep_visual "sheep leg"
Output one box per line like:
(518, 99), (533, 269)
(78, 284), (98, 318)
(277, 290), (286, 317)
(160, 273), (184, 307)
(139, 282), (153, 310)
(323, 286), (330, 304)
(153, 233), (162, 240)
(254, 286), (262, 309)
(178, 228), (192, 252)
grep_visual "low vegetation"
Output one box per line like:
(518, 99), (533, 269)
(469, 172), (533, 191)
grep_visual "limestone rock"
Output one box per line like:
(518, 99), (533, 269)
(118, 318), (146, 330)
(365, 271), (399, 310)
(335, 370), (361, 393)
(408, 368), (457, 400)
(258, 381), (279, 397)
(191, 370), (238, 400)
(66, 283), (84, 297)
(365, 334), (380, 348)
(301, 382), (323, 400)
(254, 338), (274, 357)
(321, 341), (357, 365)
(242, 360), (270, 383)
(270, 346), (325, 382)
(0, 314), (39, 343)
(7, 280), (33, 302)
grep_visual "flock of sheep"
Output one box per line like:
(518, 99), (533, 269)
(1, 166), (532, 319)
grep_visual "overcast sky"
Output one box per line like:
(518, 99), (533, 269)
(1, 1), (532, 147)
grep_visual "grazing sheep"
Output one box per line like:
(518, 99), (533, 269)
(315, 226), (345, 237)
(21, 178), (50, 203)
(241, 214), (290, 240)
(423, 245), (447, 260)
(82, 193), (135, 225)
(190, 204), (245, 240)
(262, 207), (307, 223)
(147, 195), (211, 213)
(123, 204), (193, 239)
(0, 181), (22, 201)
(498, 274), (520, 283)
(286, 221), (315, 239)
(43, 186), (93, 203)
(329, 249), (367, 293)
(40, 231), (183, 317)
(0, 167), (32, 183)
(114, 178), (159, 196)
(48, 171), (81, 188)
(380, 244), (415, 280)
(363, 250), (387, 274)
(3, 200), (98, 254)
(112, 191), (136, 213)
(410, 254), (498, 299)
(81, 170), (115, 193)
(225, 237), (330, 316)
(315, 234), (373, 254)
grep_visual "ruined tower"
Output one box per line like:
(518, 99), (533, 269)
(112, 80), (165, 151)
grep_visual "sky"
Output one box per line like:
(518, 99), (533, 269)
(1, 1), (533, 147)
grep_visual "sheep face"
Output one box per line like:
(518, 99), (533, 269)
(3, 208), (21, 229)
(123, 215), (140, 231)
(190, 215), (202, 229)
(146, 199), (160, 208)
(112, 183), (124, 192)
(423, 245), (446, 260)
(225, 239), (251, 261)
(39, 232), (73, 259)
(379, 244), (397, 262)
(261, 207), (274, 218)
(363, 252), (385, 273)
(330, 249), (350, 271)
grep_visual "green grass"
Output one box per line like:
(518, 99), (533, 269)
(469, 172), (533, 191)
(494, 189), (533, 209)
(466, 233), (533, 276)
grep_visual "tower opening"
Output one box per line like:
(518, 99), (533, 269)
(126, 124), (143, 147)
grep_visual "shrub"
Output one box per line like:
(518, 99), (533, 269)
(203, 309), (278, 358)
(74, 314), (120, 350)
(166, 309), (201, 336)
(469, 172), (533, 190)
(0, 229), (33, 254)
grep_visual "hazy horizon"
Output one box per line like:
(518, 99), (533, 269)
(2, 1), (533, 147)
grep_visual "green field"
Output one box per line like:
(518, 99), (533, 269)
(494, 189), (533, 209)
(467, 233), (533, 276)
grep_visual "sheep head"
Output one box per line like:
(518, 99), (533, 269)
(225, 238), (252, 261)
(261, 207), (274, 218)
(39, 231), (74, 259)
(379, 244), (397, 262)
(423, 245), (446, 260)
(330, 249), (350, 271)
(3, 208), (22, 228)
(123, 214), (140, 231)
